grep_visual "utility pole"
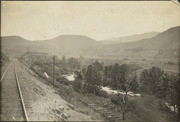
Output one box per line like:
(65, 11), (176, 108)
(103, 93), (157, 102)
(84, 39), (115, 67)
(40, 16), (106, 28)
(52, 55), (55, 84)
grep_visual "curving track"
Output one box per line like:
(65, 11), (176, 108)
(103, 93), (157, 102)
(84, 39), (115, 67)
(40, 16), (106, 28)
(0, 60), (29, 121)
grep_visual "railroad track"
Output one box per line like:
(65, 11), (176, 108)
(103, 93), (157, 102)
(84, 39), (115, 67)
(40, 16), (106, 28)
(0, 61), (29, 121)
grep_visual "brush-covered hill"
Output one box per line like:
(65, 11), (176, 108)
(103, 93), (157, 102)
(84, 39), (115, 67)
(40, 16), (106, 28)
(105, 26), (179, 61)
(1, 36), (31, 57)
(100, 32), (159, 45)
(30, 35), (103, 57)
(1, 26), (179, 61)
(1, 35), (102, 57)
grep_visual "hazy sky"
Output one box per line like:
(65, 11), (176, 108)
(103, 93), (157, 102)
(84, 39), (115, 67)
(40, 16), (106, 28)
(1, 1), (180, 41)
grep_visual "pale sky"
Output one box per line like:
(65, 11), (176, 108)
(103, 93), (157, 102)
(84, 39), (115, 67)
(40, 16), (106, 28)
(1, 1), (180, 41)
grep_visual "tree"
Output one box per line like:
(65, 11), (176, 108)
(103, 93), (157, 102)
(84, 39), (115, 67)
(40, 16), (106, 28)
(61, 55), (68, 74)
(79, 55), (84, 66)
(67, 57), (80, 71)
(140, 67), (180, 120)
(74, 70), (83, 81)
(130, 73), (139, 93)
(62, 55), (66, 64)
(103, 65), (112, 86)
(73, 70), (83, 93)
(93, 60), (104, 86)
(117, 64), (139, 120)
(110, 63), (120, 89)
(84, 65), (101, 94)
(93, 60), (103, 71)
(140, 67), (164, 95)
(177, 75), (180, 121)
(166, 74), (179, 119)
(81, 66), (87, 77)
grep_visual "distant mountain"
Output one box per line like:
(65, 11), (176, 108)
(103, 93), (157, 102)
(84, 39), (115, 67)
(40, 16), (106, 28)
(31, 35), (102, 56)
(1, 35), (102, 57)
(105, 26), (179, 60)
(100, 32), (159, 45)
(47, 35), (101, 50)
(1, 26), (179, 61)
(1, 36), (31, 57)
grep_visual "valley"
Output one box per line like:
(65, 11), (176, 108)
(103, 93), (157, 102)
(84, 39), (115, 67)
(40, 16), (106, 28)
(1, 26), (179, 121)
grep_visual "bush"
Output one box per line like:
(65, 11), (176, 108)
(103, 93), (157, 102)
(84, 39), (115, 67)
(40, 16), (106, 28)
(141, 59), (146, 61)
(158, 100), (170, 111)
(83, 83), (108, 97)
(96, 90), (109, 98)
(73, 80), (83, 93)
(140, 67), (165, 95)
(127, 100), (137, 111)
(57, 77), (70, 86)
(83, 83), (100, 94)
(111, 94), (122, 105)
(167, 62), (174, 65)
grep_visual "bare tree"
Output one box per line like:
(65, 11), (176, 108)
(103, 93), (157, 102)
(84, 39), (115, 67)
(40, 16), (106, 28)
(118, 64), (138, 120)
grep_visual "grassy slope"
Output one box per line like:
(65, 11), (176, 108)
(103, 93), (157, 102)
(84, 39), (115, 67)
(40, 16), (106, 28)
(127, 95), (174, 121)
(20, 52), (175, 121)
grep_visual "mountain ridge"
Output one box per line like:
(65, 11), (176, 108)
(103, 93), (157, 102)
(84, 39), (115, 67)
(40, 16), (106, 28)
(100, 32), (159, 45)
(105, 26), (179, 60)
(1, 26), (179, 60)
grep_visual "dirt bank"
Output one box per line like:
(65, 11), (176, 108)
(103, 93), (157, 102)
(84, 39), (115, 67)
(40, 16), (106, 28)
(15, 60), (94, 121)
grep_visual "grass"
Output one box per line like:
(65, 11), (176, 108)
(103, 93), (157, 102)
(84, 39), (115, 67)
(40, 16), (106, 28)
(20, 53), (177, 121)
(126, 94), (174, 121)
(55, 86), (106, 120)
(25, 62), (175, 121)
(20, 59), (106, 120)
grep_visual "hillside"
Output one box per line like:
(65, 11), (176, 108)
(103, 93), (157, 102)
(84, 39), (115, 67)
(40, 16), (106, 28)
(100, 32), (159, 45)
(1, 35), (102, 57)
(105, 26), (179, 61)
(1, 36), (31, 57)
(1, 26), (179, 61)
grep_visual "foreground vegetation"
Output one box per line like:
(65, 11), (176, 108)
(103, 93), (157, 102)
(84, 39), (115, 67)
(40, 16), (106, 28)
(0, 52), (9, 67)
(20, 51), (180, 121)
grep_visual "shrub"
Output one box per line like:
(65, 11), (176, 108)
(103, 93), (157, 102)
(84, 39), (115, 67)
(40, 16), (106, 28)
(56, 76), (70, 86)
(141, 58), (146, 61)
(83, 83), (100, 94)
(83, 83), (108, 97)
(158, 100), (170, 111)
(73, 80), (83, 93)
(111, 94), (122, 105)
(126, 100), (137, 111)
(96, 90), (109, 98)
(167, 62), (174, 65)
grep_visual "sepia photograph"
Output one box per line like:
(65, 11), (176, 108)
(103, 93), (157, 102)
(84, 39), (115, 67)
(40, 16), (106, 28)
(0, 1), (180, 121)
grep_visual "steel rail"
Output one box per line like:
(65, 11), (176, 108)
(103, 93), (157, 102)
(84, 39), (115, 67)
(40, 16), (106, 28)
(14, 64), (29, 121)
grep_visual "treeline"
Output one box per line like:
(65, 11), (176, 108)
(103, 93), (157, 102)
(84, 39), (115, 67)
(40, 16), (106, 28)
(72, 60), (179, 120)
(21, 52), (83, 77)
(140, 67), (180, 118)
(73, 60), (141, 94)
(56, 55), (81, 74)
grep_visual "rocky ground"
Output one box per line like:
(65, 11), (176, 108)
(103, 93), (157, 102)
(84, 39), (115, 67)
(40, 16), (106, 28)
(15, 60), (96, 121)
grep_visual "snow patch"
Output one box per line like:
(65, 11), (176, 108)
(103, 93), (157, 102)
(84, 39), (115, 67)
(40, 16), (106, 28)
(44, 72), (49, 78)
(101, 86), (141, 97)
(62, 74), (75, 81)
(165, 102), (177, 113)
